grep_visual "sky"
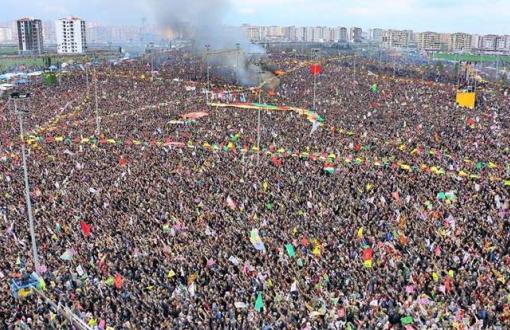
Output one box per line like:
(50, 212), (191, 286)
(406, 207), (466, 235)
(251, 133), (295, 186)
(0, 0), (508, 35)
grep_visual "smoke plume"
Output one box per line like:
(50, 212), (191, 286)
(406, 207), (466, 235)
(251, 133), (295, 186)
(147, 0), (278, 87)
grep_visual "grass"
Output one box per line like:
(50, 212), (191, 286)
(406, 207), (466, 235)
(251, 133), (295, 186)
(0, 53), (112, 73)
(432, 52), (510, 63)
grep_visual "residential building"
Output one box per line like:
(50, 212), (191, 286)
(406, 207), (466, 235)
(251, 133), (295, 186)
(350, 27), (362, 43)
(416, 31), (441, 51)
(56, 17), (87, 54)
(339, 27), (348, 42)
(0, 26), (13, 43)
(449, 33), (472, 52)
(42, 20), (56, 44)
(369, 28), (384, 43)
(480, 34), (497, 51)
(382, 29), (409, 48)
(295, 27), (306, 42)
(471, 34), (481, 49)
(16, 18), (44, 54)
(496, 35), (508, 51)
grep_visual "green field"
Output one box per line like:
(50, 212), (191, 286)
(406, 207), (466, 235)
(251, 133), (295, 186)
(0, 53), (114, 72)
(432, 52), (510, 63)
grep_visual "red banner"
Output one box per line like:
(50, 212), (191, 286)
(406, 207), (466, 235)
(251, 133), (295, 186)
(309, 64), (322, 75)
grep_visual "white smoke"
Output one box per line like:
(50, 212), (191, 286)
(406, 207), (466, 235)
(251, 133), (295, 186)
(146, 0), (277, 87)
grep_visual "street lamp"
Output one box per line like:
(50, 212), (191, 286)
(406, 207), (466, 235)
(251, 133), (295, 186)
(10, 92), (40, 273)
(205, 44), (211, 104)
(94, 68), (100, 136)
(236, 43), (241, 84)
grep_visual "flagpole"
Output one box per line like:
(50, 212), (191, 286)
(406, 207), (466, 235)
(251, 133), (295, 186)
(94, 68), (100, 136)
(313, 72), (317, 110)
(15, 99), (40, 272)
(257, 88), (262, 165)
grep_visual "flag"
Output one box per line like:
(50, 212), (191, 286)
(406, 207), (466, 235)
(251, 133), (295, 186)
(285, 244), (296, 258)
(310, 120), (320, 135)
(119, 156), (128, 167)
(309, 64), (322, 75)
(226, 196), (237, 210)
(255, 292), (264, 312)
(271, 157), (282, 167)
(324, 163), (335, 174)
(60, 249), (75, 261)
(362, 247), (374, 268)
(80, 221), (91, 237)
(105, 276), (115, 286)
(370, 84), (378, 93)
(250, 229), (266, 252)
(114, 273), (123, 289)
(467, 117), (475, 128)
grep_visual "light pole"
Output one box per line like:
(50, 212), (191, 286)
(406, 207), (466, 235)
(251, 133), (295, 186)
(85, 67), (89, 98)
(236, 43), (241, 84)
(257, 72), (263, 164)
(205, 44), (211, 104)
(94, 68), (100, 136)
(12, 93), (40, 273)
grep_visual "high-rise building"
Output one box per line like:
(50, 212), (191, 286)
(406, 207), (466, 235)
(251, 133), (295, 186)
(480, 34), (497, 51)
(350, 27), (362, 43)
(56, 17), (87, 54)
(295, 27), (306, 42)
(0, 26), (13, 43)
(449, 33), (472, 52)
(16, 18), (44, 55)
(339, 27), (348, 42)
(471, 34), (481, 49)
(369, 28), (384, 43)
(416, 31), (441, 51)
(42, 20), (56, 44)
(382, 30), (409, 48)
(496, 35), (508, 51)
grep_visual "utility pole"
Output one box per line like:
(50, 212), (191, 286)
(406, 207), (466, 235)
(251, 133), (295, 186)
(94, 68), (100, 136)
(205, 44), (211, 104)
(236, 43), (241, 84)
(34, 290), (92, 329)
(12, 94), (40, 273)
(85, 65), (89, 98)
(257, 73), (263, 165)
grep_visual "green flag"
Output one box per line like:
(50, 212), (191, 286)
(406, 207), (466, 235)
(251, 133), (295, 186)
(437, 192), (446, 200)
(255, 292), (264, 312)
(285, 244), (296, 258)
(371, 84), (378, 93)
(401, 316), (413, 325)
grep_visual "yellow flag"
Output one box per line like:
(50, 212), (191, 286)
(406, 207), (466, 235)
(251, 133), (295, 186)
(357, 227), (363, 238)
(366, 183), (373, 191)
(167, 270), (175, 278)
(312, 245), (321, 256)
(363, 260), (372, 268)
(432, 272), (439, 282)
(262, 180), (268, 192)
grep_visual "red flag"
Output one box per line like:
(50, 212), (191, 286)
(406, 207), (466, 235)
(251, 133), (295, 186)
(80, 221), (91, 237)
(362, 248), (374, 261)
(467, 118), (475, 128)
(271, 156), (282, 167)
(119, 156), (128, 167)
(114, 273), (123, 289)
(309, 64), (322, 75)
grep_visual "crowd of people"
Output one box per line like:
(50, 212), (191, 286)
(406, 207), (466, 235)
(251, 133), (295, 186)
(0, 49), (510, 329)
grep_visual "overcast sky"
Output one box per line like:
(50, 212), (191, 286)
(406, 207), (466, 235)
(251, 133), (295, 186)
(1, 0), (508, 34)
